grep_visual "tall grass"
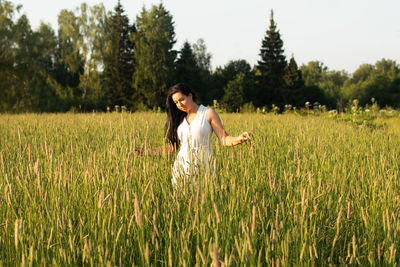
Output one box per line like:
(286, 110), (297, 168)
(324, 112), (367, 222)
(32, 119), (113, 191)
(1, 112), (399, 265)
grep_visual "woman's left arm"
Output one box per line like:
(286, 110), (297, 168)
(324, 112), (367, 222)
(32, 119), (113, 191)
(207, 108), (251, 146)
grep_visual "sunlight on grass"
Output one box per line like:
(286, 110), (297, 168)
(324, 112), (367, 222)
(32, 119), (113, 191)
(1, 112), (399, 265)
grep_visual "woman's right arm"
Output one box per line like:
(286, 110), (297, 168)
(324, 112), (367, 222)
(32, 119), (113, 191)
(207, 108), (251, 146)
(135, 144), (175, 157)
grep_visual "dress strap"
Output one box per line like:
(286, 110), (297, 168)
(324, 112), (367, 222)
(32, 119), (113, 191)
(198, 104), (207, 118)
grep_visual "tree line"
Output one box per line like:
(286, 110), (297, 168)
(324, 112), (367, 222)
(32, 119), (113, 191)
(1, 1), (399, 113)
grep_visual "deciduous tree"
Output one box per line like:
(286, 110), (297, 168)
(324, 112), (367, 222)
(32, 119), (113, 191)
(222, 73), (246, 112)
(58, 3), (107, 110)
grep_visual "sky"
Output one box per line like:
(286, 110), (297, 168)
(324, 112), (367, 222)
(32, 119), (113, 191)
(14, 0), (400, 74)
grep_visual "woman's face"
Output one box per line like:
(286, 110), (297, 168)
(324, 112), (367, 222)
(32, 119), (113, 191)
(171, 92), (192, 112)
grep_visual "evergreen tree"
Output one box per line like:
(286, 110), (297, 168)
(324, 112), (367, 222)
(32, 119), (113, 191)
(175, 41), (204, 96)
(132, 4), (176, 109)
(103, 1), (136, 108)
(257, 9), (287, 106)
(283, 56), (305, 106)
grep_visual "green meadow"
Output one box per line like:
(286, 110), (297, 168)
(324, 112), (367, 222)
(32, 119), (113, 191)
(1, 112), (400, 265)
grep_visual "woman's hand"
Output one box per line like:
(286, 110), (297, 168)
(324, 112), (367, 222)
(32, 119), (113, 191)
(238, 132), (251, 144)
(134, 145), (175, 157)
(207, 107), (252, 146)
(134, 147), (146, 156)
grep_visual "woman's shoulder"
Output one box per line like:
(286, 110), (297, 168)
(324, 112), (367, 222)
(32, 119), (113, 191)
(199, 104), (212, 110)
(201, 104), (211, 113)
(204, 106), (218, 122)
(198, 104), (209, 113)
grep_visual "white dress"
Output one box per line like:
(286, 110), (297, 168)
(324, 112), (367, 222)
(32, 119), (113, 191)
(172, 105), (214, 187)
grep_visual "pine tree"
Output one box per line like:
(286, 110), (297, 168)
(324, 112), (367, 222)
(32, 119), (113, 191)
(283, 56), (305, 106)
(132, 4), (176, 109)
(257, 9), (287, 106)
(175, 41), (198, 83)
(103, 1), (136, 108)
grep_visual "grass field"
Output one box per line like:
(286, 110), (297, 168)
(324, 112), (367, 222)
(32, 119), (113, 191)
(1, 111), (400, 265)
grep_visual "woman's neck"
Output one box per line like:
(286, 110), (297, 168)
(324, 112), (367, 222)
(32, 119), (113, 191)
(186, 103), (199, 116)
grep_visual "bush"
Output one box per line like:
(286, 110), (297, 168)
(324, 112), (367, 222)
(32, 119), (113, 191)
(241, 102), (256, 113)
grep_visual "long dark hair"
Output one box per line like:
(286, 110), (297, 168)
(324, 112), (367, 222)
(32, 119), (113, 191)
(165, 83), (197, 148)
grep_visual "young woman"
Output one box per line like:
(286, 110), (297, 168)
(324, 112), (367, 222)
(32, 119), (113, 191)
(136, 83), (251, 187)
